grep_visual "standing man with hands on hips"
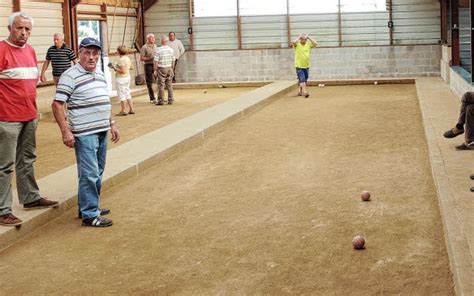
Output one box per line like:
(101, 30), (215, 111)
(52, 37), (120, 227)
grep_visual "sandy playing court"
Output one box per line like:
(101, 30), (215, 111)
(0, 84), (453, 294)
(34, 87), (256, 179)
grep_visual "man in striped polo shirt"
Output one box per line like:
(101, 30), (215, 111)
(40, 33), (76, 86)
(0, 12), (59, 227)
(52, 37), (120, 227)
(154, 35), (175, 105)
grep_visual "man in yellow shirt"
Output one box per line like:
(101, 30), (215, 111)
(291, 34), (318, 98)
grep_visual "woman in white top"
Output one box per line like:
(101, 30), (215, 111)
(111, 45), (134, 115)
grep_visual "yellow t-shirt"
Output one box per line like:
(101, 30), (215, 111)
(294, 42), (316, 68)
(116, 56), (131, 78)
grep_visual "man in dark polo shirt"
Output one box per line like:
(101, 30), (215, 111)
(40, 33), (76, 86)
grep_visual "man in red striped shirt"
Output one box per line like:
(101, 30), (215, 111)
(0, 12), (58, 227)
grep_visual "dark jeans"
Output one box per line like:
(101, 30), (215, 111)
(144, 63), (155, 101)
(74, 131), (108, 219)
(457, 92), (474, 143)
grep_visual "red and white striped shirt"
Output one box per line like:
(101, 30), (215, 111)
(0, 40), (38, 122)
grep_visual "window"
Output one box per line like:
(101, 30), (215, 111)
(289, 0), (339, 14)
(239, 0), (287, 16)
(194, 0), (237, 17)
(340, 0), (387, 12)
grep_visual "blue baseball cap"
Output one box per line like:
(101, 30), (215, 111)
(79, 37), (102, 50)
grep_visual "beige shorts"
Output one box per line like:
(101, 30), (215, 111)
(116, 76), (131, 101)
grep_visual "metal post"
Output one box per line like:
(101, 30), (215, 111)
(287, 0), (291, 47)
(62, 0), (72, 47)
(237, 0), (242, 49)
(441, 0), (449, 43)
(188, 0), (194, 50)
(12, 0), (20, 12)
(388, 0), (393, 45)
(338, 0), (342, 46)
(470, 0), (473, 79)
(452, 0), (460, 66)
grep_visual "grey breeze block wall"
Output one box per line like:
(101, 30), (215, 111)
(176, 45), (441, 82)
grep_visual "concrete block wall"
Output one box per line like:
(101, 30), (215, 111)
(440, 45), (474, 100)
(449, 68), (473, 98)
(176, 45), (441, 82)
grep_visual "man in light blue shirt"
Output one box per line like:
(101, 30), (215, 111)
(52, 37), (120, 227)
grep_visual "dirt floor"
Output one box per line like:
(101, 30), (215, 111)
(0, 85), (453, 294)
(33, 87), (255, 179)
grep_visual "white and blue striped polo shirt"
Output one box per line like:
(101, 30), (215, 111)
(54, 63), (111, 137)
(154, 45), (175, 68)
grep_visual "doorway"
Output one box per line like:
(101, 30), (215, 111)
(77, 20), (104, 72)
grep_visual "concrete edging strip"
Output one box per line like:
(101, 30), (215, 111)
(415, 79), (473, 296)
(0, 80), (297, 251)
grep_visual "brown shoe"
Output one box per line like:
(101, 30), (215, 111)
(24, 197), (59, 210)
(444, 127), (464, 138)
(455, 141), (474, 150)
(0, 213), (22, 226)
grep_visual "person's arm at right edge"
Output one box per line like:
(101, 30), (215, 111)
(179, 40), (185, 56)
(52, 100), (75, 148)
(40, 60), (50, 83)
(109, 119), (120, 143)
